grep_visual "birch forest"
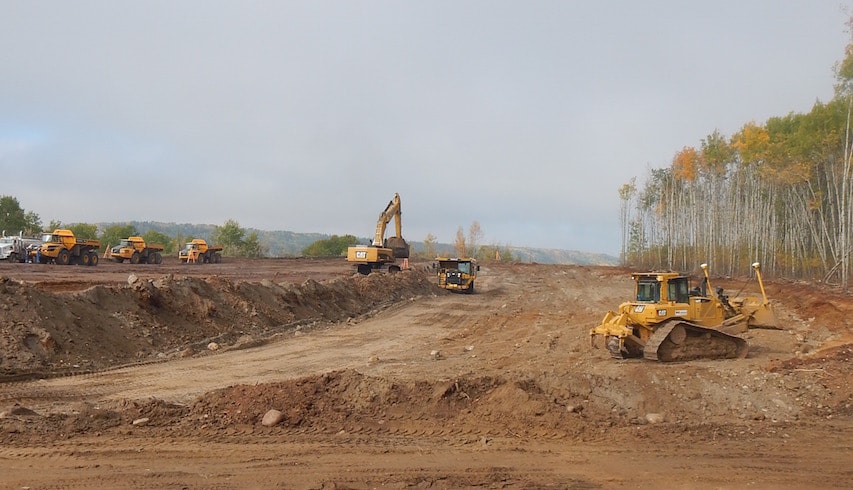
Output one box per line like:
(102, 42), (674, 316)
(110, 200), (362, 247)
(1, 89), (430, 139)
(620, 29), (853, 287)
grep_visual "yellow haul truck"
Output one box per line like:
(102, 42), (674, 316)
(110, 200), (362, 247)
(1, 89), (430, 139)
(38, 229), (101, 266)
(110, 237), (164, 264)
(435, 257), (479, 293)
(347, 193), (410, 275)
(178, 239), (223, 264)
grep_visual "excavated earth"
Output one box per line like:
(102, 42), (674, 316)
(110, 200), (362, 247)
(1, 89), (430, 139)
(0, 257), (850, 489)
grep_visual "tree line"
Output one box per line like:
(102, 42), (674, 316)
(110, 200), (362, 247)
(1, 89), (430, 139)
(0, 196), (263, 257)
(301, 220), (516, 262)
(620, 23), (853, 287)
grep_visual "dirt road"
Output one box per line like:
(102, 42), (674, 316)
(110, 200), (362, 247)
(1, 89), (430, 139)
(0, 259), (850, 488)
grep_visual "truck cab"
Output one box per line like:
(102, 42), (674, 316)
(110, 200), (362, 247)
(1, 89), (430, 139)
(435, 257), (479, 294)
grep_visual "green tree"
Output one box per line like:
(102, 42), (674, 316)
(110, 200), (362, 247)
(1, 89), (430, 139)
(302, 235), (359, 256)
(46, 219), (62, 232)
(211, 219), (247, 256)
(0, 196), (41, 235)
(241, 231), (265, 258)
(473, 242), (516, 262)
(100, 224), (138, 250)
(172, 232), (186, 254)
(143, 230), (175, 253)
(210, 219), (267, 257)
(67, 223), (98, 240)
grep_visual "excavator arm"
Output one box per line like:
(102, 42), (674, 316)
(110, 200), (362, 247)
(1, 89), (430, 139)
(372, 193), (403, 247)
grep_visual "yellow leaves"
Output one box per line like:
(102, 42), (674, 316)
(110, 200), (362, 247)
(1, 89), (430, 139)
(757, 158), (812, 185)
(672, 146), (699, 182)
(732, 121), (770, 164)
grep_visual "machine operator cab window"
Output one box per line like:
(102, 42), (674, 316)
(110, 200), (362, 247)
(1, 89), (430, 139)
(456, 261), (471, 274)
(667, 277), (690, 304)
(636, 278), (660, 303)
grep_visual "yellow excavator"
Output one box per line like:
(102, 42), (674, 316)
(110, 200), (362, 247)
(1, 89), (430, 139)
(590, 262), (778, 362)
(346, 193), (410, 275)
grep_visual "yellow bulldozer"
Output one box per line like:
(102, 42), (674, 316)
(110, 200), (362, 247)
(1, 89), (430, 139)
(590, 262), (778, 362)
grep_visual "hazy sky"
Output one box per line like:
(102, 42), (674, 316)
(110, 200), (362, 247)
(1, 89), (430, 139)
(0, 1), (848, 255)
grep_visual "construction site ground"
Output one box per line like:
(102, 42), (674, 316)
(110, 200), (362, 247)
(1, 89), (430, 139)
(0, 257), (850, 489)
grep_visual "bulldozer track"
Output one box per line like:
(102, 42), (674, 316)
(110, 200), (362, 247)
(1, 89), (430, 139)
(644, 320), (749, 362)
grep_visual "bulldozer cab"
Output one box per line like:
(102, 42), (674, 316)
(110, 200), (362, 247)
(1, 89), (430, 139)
(634, 273), (690, 304)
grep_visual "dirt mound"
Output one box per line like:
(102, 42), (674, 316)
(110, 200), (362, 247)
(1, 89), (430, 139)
(0, 270), (436, 378)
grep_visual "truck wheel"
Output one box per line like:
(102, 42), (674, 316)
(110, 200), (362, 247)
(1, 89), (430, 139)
(214, 253), (222, 263)
(467, 281), (475, 294)
(90, 252), (99, 266)
(56, 249), (70, 265)
(154, 252), (162, 264)
(130, 252), (140, 264)
(80, 253), (91, 266)
(147, 253), (157, 264)
(7, 252), (17, 263)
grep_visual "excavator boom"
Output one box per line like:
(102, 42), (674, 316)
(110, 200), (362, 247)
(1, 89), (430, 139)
(373, 193), (403, 247)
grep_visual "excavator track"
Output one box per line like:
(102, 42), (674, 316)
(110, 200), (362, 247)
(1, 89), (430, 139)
(643, 320), (748, 362)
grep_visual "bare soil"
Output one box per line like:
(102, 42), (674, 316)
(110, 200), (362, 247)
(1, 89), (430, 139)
(0, 258), (850, 489)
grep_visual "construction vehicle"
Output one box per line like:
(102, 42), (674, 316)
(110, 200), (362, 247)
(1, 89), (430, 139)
(347, 192), (410, 275)
(0, 233), (41, 262)
(38, 229), (101, 266)
(435, 257), (479, 293)
(590, 262), (778, 362)
(110, 236), (165, 264)
(178, 239), (223, 264)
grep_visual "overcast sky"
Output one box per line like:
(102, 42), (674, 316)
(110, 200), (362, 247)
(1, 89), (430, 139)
(0, 1), (848, 255)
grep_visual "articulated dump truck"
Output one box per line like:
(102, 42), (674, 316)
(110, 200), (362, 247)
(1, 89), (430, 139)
(178, 239), (223, 264)
(110, 237), (164, 264)
(38, 229), (101, 266)
(590, 263), (778, 362)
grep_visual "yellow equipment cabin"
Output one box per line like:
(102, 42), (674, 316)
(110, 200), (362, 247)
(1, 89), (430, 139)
(178, 239), (223, 264)
(38, 229), (101, 266)
(110, 237), (165, 264)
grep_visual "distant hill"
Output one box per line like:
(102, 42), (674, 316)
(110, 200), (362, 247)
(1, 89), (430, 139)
(504, 246), (618, 266)
(100, 221), (619, 265)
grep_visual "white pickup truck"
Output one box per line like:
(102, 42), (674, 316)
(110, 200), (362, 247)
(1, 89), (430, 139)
(0, 234), (42, 263)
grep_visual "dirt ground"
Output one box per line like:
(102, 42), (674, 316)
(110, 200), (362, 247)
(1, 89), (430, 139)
(0, 257), (850, 489)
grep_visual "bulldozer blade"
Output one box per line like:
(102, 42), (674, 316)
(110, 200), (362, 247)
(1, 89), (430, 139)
(748, 304), (780, 329)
